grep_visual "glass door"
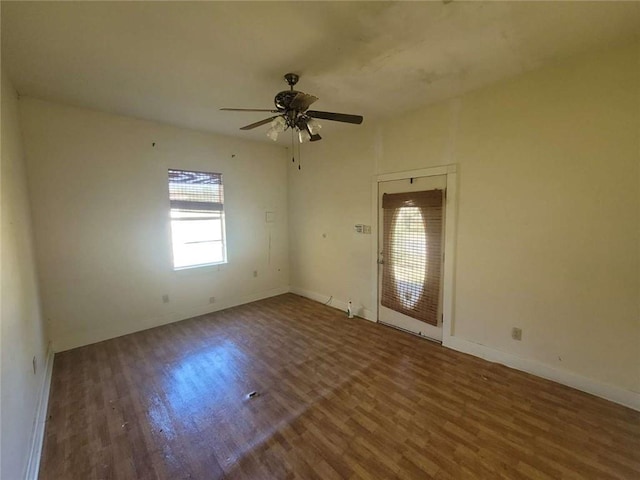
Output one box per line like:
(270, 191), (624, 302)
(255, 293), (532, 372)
(377, 175), (446, 341)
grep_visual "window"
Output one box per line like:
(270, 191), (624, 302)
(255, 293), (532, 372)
(390, 206), (427, 309)
(168, 169), (226, 269)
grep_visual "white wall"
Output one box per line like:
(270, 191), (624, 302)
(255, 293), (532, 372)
(288, 126), (377, 317)
(288, 41), (640, 398)
(19, 98), (290, 352)
(1, 72), (49, 479)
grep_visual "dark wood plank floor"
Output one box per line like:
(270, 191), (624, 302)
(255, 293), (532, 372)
(40, 294), (640, 479)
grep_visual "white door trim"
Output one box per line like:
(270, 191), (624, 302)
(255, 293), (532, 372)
(371, 164), (458, 342)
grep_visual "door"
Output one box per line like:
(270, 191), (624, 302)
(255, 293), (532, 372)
(377, 175), (446, 341)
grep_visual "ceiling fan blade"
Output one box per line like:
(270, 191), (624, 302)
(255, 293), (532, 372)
(307, 110), (363, 125)
(289, 93), (318, 112)
(240, 116), (279, 130)
(310, 134), (322, 142)
(221, 108), (278, 112)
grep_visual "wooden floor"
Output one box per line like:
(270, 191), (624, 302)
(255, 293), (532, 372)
(40, 294), (640, 480)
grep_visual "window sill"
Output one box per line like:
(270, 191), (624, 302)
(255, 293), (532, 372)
(173, 262), (227, 274)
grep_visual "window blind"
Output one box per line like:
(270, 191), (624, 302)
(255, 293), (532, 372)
(381, 189), (443, 326)
(168, 169), (223, 212)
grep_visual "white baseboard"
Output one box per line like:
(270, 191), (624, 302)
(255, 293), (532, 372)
(289, 286), (376, 322)
(26, 345), (55, 480)
(443, 335), (640, 412)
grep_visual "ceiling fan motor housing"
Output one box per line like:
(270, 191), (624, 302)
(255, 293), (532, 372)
(274, 90), (301, 111)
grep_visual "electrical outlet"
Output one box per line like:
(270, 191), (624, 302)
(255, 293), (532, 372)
(162, 294), (170, 304)
(209, 296), (216, 304)
(32, 356), (37, 375)
(511, 327), (522, 341)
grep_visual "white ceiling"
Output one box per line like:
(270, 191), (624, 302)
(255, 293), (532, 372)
(2, 1), (639, 144)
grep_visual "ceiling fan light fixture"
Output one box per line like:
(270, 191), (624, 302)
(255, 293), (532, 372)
(271, 116), (287, 133)
(298, 129), (311, 143)
(266, 127), (279, 141)
(307, 118), (322, 135)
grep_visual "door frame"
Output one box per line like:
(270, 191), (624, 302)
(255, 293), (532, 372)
(371, 164), (458, 344)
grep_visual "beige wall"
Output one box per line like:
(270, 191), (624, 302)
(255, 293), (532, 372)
(289, 41), (639, 394)
(20, 98), (290, 352)
(288, 126), (377, 317)
(1, 72), (49, 479)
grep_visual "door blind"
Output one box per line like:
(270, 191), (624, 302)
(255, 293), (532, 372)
(381, 189), (443, 326)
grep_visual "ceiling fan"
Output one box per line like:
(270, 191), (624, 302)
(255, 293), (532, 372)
(221, 73), (363, 143)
